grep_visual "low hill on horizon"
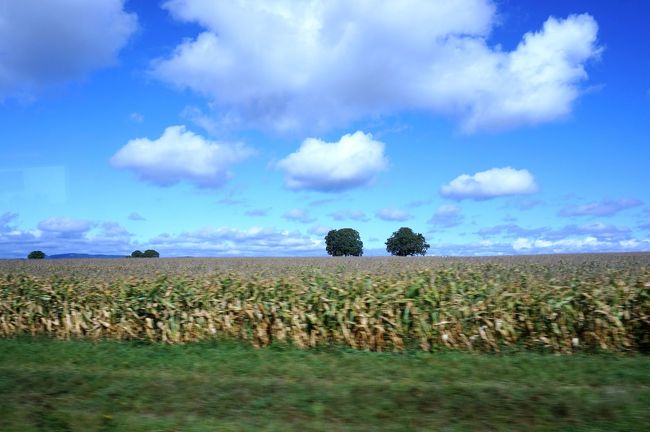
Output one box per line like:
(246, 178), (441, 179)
(47, 253), (126, 259)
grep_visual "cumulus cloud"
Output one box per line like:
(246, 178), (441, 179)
(329, 210), (369, 222)
(441, 167), (538, 200)
(283, 209), (315, 224)
(153, 1), (600, 132)
(0, 0), (137, 98)
(37, 217), (92, 237)
(559, 198), (643, 217)
(277, 131), (388, 192)
(110, 125), (254, 188)
(428, 204), (464, 227)
(376, 208), (412, 222)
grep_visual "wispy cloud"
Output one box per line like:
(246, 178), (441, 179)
(0, 212), (18, 230)
(407, 199), (433, 208)
(329, 210), (369, 222)
(478, 222), (632, 242)
(245, 208), (270, 217)
(477, 223), (546, 238)
(308, 224), (331, 236)
(428, 204), (463, 227)
(559, 198), (642, 217)
(128, 212), (145, 221)
(283, 209), (315, 224)
(503, 198), (543, 211)
(129, 112), (144, 123)
(376, 208), (411, 222)
(149, 226), (322, 257)
(216, 198), (246, 206)
(308, 197), (340, 207)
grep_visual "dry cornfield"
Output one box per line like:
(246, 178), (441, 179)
(1, 254), (649, 352)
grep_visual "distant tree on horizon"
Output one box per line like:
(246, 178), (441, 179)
(27, 250), (46, 259)
(385, 227), (429, 256)
(325, 228), (363, 256)
(130, 249), (159, 258)
(142, 249), (160, 258)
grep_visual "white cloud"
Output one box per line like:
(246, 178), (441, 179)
(37, 217), (92, 236)
(277, 131), (388, 192)
(429, 204), (464, 227)
(0, 0), (137, 98)
(283, 209), (315, 223)
(376, 208), (411, 222)
(110, 125), (254, 188)
(153, 1), (600, 132)
(441, 167), (538, 200)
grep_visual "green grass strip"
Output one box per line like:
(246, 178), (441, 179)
(0, 338), (648, 431)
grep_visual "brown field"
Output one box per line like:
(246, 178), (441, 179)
(1, 253), (649, 352)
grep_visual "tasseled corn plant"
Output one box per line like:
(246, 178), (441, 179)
(1, 255), (649, 352)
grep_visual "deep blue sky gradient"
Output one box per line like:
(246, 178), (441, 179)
(1, 0), (648, 257)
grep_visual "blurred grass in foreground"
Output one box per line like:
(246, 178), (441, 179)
(0, 338), (649, 431)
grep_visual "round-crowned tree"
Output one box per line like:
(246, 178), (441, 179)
(131, 250), (143, 258)
(27, 250), (46, 259)
(142, 249), (160, 258)
(385, 227), (429, 256)
(325, 228), (363, 256)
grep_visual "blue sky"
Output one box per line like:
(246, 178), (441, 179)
(1, 0), (649, 258)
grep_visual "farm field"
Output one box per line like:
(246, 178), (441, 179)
(1, 254), (649, 352)
(0, 254), (649, 431)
